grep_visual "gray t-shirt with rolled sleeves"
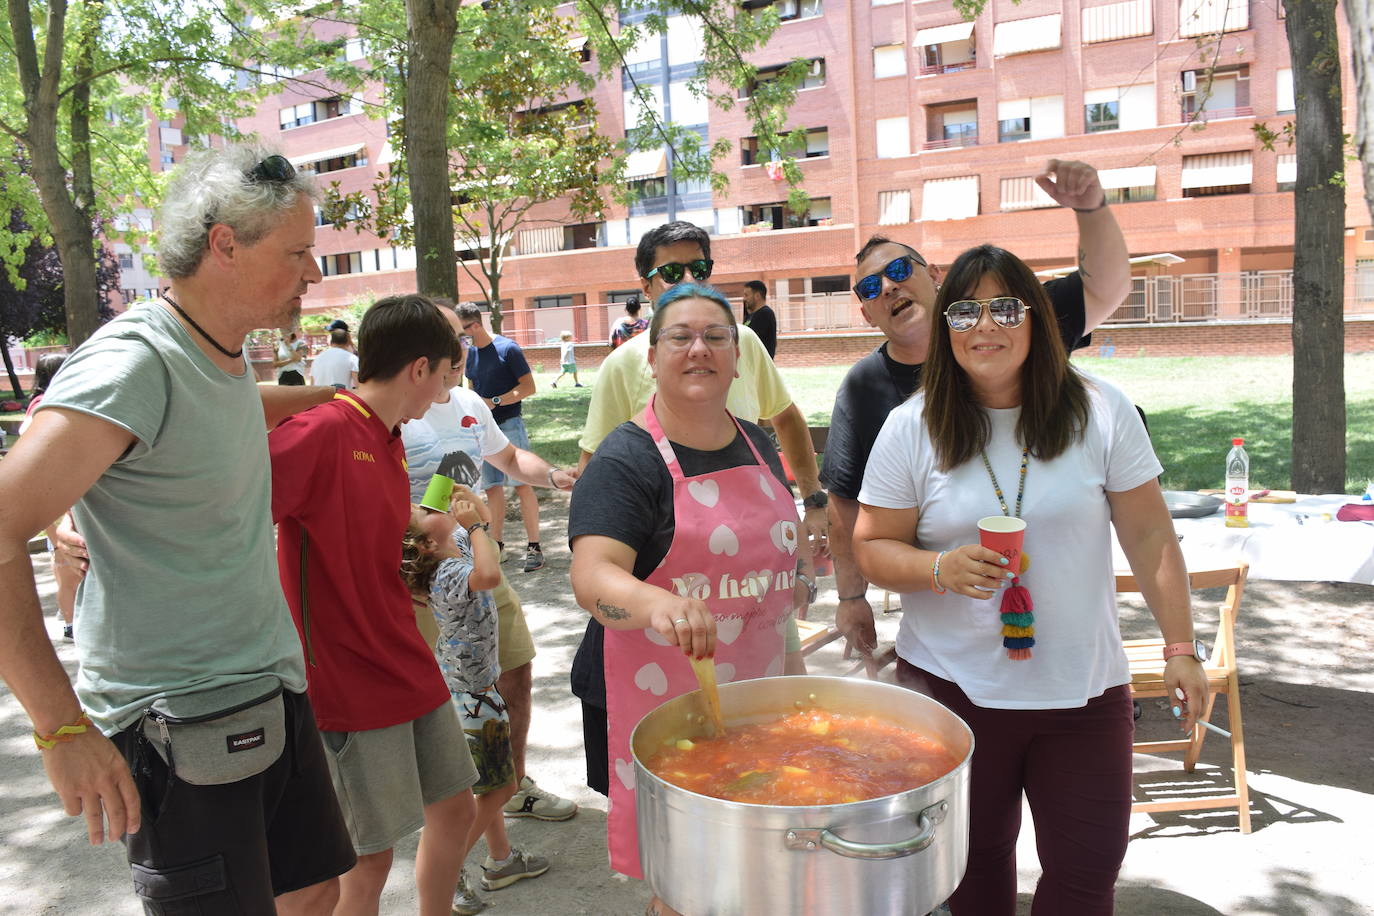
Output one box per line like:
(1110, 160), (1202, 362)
(37, 303), (307, 734)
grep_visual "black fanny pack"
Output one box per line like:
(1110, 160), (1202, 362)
(140, 675), (285, 786)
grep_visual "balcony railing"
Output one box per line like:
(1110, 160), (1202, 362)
(1105, 269), (1374, 325)
(1181, 105), (1255, 123)
(917, 60), (975, 75)
(922, 130), (978, 151)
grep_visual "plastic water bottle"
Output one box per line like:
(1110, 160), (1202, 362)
(1225, 437), (1249, 528)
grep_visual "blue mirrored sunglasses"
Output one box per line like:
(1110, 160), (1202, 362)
(853, 254), (926, 300)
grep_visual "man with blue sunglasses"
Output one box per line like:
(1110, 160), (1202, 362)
(822, 159), (1131, 658)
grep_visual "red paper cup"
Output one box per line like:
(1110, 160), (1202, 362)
(977, 516), (1026, 572)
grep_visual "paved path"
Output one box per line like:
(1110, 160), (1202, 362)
(4, 505), (1373, 914)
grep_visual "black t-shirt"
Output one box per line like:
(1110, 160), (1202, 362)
(568, 419), (789, 708)
(744, 305), (778, 358)
(820, 272), (1090, 500)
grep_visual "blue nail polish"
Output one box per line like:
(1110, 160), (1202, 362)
(1005, 571), (1015, 579)
(1171, 706), (1181, 718)
(998, 556), (1009, 565)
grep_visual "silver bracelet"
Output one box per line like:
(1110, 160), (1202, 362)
(546, 467), (561, 489)
(466, 521), (490, 537)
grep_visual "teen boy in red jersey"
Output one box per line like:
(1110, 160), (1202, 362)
(269, 294), (480, 916)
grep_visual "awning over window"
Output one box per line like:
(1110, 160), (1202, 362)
(1181, 151), (1252, 189)
(1081, 0), (1153, 43)
(915, 21), (975, 47)
(878, 189), (911, 225)
(992, 14), (1061, 56)
(520, 226), (563, 255)
(1179, 0), (1249, 37)
(289, 143), (365, 166)
(1097, 165), (1157, 189)
(920, 176), (979, 222)
(624, 148), (667, 181)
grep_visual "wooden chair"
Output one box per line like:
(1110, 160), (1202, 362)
(1119, 562), (1252, 833)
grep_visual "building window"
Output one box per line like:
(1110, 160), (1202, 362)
(1276, 153), (1296, 192)
(1276, 68), (1295, 114)
(1181, 150), (1252, 197)
(745, 0), (822, 22)
(319, 252), (363, 277)
(564, 223), (603, 250)
(279, 95), (363, 131)
(1181, 65), (1250, 121)
(920, 176), (980, 222)
(534, 294), (574, 309)
(117, 252), (135, 270)
(916, 22), (976, 74)
(628, 176), (667, 200)
(1179, 0), (1249, 38)
(741, 59), (825, 98)
(741, 127), (827, 165)
(875, 117), (910, 158)
(1085, 101), (1120, 132)
(741, 136), (762, 166)
(873, 44), (906, 79)
(607, 290), (641, 305)
(877, 189), (910, 225)
(121, 288), (137, 303)
(1081, 0), (1153, 43)
(298, 150), (368, 175)
(998, 117), (1030, 143)
(924, 102), (977, 150)
(744, 196), (831, 229)
(1103, 185), (1156, 204)
(811, 275), (849, 294)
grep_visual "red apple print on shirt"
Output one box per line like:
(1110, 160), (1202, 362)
(461, 416), (477, 428)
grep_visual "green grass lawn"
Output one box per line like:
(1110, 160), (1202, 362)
(523, 355), (1374, 494)
(9, 355), (1372, 494)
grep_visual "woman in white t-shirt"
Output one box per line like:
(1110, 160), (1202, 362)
(854, 244), (1206, 916)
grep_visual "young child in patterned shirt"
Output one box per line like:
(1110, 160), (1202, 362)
(401, 485), (550, 913)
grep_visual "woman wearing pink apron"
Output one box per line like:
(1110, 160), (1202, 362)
(570, 285), (801, 912)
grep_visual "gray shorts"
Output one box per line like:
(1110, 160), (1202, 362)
(320, 701), (478, 855)
(481, 416), (531, 489)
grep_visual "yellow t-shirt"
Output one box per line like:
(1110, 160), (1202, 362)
(578, 323), (793, 455)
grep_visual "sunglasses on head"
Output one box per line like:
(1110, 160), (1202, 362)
(248, 154), (297, 184)
(645, 259), (714, 285)
(853, 254), (927, 301)
(944, 297), (1031, 332)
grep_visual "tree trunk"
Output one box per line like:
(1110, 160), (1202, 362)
(1284, 0), (1346, 493)
(486, 201), (503, 334)
(405, 0), (460, 303)
(1, 343), (22, 399)
(1346, 0), (1374, 225)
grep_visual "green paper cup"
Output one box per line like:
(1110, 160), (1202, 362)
(420, 474), (455, 513)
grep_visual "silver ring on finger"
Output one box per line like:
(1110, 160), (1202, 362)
(673, 617), (689, 626)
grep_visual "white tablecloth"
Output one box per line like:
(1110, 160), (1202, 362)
(1112, 494), (1374, 586)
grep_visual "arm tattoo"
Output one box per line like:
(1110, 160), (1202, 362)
(1078, 245), (1093, 280)
(597, 599), (631, 620)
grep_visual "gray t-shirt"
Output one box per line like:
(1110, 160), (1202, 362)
(38, 302), (307, 733)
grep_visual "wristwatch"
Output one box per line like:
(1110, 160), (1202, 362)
(1163, 639), (1210, 663)
(802, 490), (828, 511)
(491, 395), (502, 406)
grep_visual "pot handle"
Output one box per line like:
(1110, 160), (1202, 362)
(784, 801), (948, 861)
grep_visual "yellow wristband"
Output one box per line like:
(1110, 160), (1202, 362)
(34, 712), (94, 751)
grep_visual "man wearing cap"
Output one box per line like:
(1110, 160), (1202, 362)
(308, 327), (358, 389)
(825, 159), (1132, 659)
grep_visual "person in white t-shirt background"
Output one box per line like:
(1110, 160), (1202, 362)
(308, 327), (359, 389)
(853, 244), (1205, 916)
(272, 327), (308, 385)
(551, 330), (582, 388)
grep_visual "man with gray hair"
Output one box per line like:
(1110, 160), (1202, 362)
(0, 144), (354, 913)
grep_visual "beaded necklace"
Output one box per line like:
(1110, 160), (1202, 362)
(980, 445), (1035, 661)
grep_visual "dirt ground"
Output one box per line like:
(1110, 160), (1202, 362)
(3, 491), (1372, 915)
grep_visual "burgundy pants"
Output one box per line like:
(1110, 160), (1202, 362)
(896, 660), (1135, 916)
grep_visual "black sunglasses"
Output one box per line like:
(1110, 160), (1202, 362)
(248, 154), (297, 184)
(853, 254), (927, 301)
(645, 259), (713, 285)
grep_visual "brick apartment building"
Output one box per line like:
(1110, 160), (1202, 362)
(130, 0), (1371, 361)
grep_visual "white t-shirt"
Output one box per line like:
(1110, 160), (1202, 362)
(275, 338), (307, 378)
(309, 346), (357, 388)
(402, 386), (510, 500)
(858, 373), (1162, 710)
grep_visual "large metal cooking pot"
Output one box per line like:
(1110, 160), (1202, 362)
(631, 675), (973, 916)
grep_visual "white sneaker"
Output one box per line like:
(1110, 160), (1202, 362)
(502, 775), (577, 821)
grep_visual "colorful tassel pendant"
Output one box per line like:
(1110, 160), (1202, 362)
(1000, 576), (1034, 660)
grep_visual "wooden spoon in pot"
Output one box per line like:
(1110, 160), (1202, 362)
(689, 654), (726, 738)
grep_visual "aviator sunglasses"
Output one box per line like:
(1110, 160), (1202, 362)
(645, 259), (714, 284)
(248, 154), (297, 184)
(853, 254), (927, 300)
(944, 296), (1031, 332)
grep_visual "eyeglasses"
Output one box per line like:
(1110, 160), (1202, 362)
(655, 324), (737, 351)
(944, 297), (1031, 332)
(853, 254), (927, 301)
(645, 259), (714, 284)
(248, 154), (297, 184)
